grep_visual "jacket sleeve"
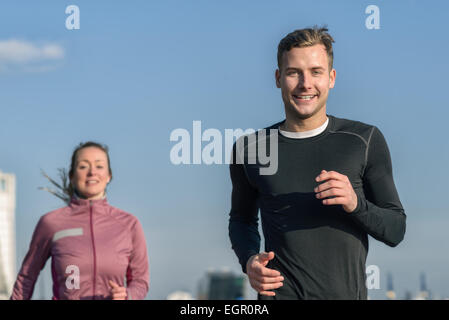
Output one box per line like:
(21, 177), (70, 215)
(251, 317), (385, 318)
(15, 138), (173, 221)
(10, 216), (52, 300)
(350, 126), (407, 247)
(125, 218), (149, 300)
(228, 143), (261, 274)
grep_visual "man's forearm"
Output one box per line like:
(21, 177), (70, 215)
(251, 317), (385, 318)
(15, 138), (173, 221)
(228, 218), (261, 273)
(350, 187), (406, 247)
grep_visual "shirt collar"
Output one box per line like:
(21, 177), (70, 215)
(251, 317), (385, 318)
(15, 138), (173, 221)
(279, 116), (329, 139)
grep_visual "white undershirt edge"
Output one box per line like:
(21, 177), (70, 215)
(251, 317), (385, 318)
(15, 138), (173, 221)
(279, 117), (329, 139)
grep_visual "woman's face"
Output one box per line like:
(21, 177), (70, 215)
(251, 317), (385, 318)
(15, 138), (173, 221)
(71, 147), (111, 200)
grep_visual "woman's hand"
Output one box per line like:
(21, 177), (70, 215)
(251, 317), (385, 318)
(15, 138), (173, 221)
(109, 280), (127, 300)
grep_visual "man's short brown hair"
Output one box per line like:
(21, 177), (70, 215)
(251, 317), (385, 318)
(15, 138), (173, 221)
(277, 25), (335, 71)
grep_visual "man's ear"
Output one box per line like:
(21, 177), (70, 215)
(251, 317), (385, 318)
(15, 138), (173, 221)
(275, 69), (281, 88)
(329, 68), (336, 89)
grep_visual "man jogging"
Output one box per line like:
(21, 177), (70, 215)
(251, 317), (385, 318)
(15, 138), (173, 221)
(228, 26), (406, 300)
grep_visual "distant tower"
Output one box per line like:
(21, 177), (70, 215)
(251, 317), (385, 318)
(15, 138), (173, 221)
(417, 272), (430, 300)
(385, 272), (396, 300)
(420, 273), (427, 292)
(0, 170), (16, 299)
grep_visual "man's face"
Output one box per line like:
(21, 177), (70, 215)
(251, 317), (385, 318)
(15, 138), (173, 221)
(276, 44), (336, 121)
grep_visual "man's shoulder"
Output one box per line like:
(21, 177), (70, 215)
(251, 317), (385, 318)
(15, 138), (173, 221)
(329, 115), (378, 145)
(264, 120), (284, 130)
(233, 122), (281, 147)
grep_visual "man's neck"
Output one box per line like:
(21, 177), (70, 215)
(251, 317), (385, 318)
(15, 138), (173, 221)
(281, 111), (328, 132)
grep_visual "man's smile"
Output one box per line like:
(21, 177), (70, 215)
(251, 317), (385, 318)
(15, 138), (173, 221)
(292, 94), (318, 102)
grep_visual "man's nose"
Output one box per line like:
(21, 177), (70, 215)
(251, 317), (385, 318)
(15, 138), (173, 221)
(298, 73), (312, 89)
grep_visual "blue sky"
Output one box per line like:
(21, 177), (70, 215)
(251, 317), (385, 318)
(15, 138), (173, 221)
(1, 0), (448, 299)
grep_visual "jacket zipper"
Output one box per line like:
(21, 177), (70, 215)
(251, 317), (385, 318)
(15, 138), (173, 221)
(89, 200), (97, 299)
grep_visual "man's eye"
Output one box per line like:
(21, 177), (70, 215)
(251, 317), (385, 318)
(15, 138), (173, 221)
(312, 71), (322, 75)
(97, 166), (103, 169)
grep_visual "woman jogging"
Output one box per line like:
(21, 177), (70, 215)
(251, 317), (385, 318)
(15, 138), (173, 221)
(10, 141), (149, 300)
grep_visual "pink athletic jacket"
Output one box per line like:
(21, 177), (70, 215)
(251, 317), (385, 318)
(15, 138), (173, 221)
(10, 197), (149, 300)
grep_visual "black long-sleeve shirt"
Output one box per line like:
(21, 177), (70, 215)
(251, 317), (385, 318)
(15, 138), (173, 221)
(228, 114), (406, 300)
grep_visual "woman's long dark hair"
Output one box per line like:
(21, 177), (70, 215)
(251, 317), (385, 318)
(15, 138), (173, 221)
(39, 141), (112, 204)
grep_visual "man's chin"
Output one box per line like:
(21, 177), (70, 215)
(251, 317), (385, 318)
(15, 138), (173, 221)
(289, 107), (316, 120)
(285, 102), (324, 120)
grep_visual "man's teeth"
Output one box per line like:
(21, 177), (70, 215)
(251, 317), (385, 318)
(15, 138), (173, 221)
(295, 95), (316, 100)
(87, 181), (98, 184)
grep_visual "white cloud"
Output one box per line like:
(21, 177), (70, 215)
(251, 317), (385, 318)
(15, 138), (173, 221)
(0, 39), (64, 72)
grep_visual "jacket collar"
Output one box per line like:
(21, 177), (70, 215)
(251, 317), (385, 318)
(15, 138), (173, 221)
(69, 191), (109, 212)
(70, 196), (108, 207)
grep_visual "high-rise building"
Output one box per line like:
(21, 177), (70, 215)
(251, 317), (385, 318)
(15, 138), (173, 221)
(386, 272), (396, 300)
(197, 268), (246, 300)
(0, 170), (16, 300)
(415, 272), (430, 300)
